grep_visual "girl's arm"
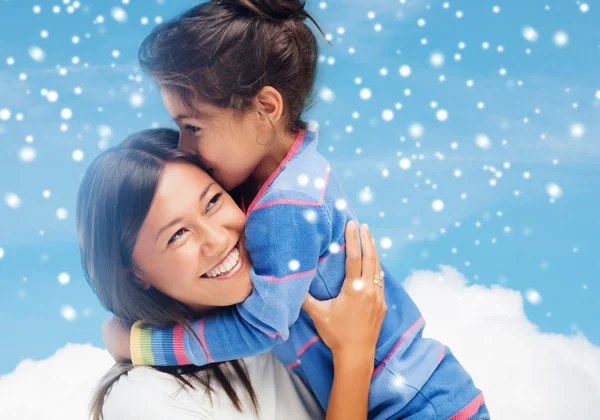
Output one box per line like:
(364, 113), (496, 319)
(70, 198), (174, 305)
(302, 223), (386, 420)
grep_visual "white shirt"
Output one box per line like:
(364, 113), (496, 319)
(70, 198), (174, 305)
(103, 353), (324, 419)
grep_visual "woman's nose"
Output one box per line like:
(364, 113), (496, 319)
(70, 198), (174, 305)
(200, 226), (228, 257)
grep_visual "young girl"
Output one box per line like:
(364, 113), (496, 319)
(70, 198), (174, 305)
(105, 1), (489, 419)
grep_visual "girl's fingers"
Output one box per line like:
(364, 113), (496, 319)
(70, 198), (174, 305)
(342, 220), (361, 294)
(359, 223), (377, 293)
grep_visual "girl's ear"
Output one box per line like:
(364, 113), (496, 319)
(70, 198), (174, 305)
(254, 86), (285, 125)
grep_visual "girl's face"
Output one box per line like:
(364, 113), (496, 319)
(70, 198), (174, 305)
(131, 162), (253, 312)
(162, 89), (269, 192)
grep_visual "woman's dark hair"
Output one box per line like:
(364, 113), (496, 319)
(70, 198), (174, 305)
(138, 0), (323, 133)
(76, 128), (258, 419)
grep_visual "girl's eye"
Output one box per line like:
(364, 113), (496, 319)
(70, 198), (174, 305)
(184, 124), (201, 134)
(207, 193), (223, 211)
(168, 228), (188, 245)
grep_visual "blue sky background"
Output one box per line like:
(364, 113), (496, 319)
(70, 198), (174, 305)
(0, 0), (598, 375)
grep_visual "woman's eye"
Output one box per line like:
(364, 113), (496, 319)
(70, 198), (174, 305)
(168, 228), (188, 245)
(184, 124), (200, 134)
(207, 193), (223, 211)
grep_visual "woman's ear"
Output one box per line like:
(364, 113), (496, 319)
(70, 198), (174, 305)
(129, 269), (151, 291)
(254, 86), (284, 125)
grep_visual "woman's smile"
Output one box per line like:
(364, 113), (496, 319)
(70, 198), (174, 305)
(201, 242), (244, 280)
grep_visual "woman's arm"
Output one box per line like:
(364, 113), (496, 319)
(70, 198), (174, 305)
(302, 221), (386, 420)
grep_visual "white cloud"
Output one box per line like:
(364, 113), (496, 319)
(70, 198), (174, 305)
(1, 267), (600, 419)
(404, 266), (600, 420)
(0, 344), (114, 420)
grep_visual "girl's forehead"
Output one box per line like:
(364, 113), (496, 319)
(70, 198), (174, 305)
(161, 88), (214, 120)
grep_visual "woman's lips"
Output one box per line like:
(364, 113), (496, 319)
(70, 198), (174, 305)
(201, 242), (244, 281)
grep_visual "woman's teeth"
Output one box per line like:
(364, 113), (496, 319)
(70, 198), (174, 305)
(204, 248), (240, 278)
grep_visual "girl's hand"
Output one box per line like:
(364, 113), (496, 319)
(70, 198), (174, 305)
(302, 221), (386, 364)
(102, 316), (132, 362)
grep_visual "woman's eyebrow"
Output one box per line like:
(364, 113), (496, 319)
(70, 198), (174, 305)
(199, 182), (216, 202)
(155, 182), (216, 241)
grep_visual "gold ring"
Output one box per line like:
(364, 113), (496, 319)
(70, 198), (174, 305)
(374, 279), (383, 287)
(374, 275), (383, 282)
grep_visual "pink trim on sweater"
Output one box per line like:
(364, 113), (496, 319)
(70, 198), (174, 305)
(320, 164), (331, 203)
(287, 360), (301, 369)
(258, 329), (286, 340)
(250, 162), (332, 212)
(438, 344), (446, 364)
(372, 316), (425, 378)
(246, 131), (306, 215)
(199, 319), (215, 363)
(447, 392), (486, 420)
(253, 198), (321, 211)
(265, 267), (317, 283)
(173, 325), (191, 365)
(296, 335), (320, 357)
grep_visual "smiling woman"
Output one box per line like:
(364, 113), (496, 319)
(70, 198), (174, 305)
(76, 128), (261, 418)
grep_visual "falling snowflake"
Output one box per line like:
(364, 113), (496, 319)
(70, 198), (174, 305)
(546, 183), (563, 199)
(522, 26), (539, 43)
(409, 123), (424, 138)
(111, 7), (128, 23)
(18, 147), (36, 163)
(380, 237), (392, 249)
(570, 123), (585, 138)
(382, 109), (394, 121)
(56, 208), (68, 220)
(129, 92), (145, 108)
(436, 109), (448, 122)
(60, 108), (73, 120)
(553, 31), (569, 47)
(4, 193), (21, 209)
(58, 272), (71, 285)
(60, 305), (77, 321)
(399, 65), (411, 77)
(288, 260), (300, 271)
(399, 158), (412, 170)
(525, 289), (542, 305)
(432, 200), (445, 212)
(475, 134), (492, 150)
(72, 149), (84, 162)
(0, 108), (11, 121)
(359, 187), (373, 204)
(429, 52), (445, 68)
(28, 46), (46, 62)
(359, 88), (372, 100)
(319, 87), (335, 103)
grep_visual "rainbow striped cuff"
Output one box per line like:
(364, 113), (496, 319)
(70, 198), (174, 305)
(130, 321), (156, 366)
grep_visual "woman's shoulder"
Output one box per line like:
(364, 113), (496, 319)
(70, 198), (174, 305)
(102, 354), (322, 420)
(102, 354), (274, 420)
(103, 366), (212, 419)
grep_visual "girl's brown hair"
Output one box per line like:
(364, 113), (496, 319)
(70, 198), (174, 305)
(138, 0), (323, 133)
(77, 129), (258, 419)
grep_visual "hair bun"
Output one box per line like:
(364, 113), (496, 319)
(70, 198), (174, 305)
(225, 0), (308, 21)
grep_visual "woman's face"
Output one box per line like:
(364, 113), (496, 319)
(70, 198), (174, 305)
(162, 89), (268, 192)
(131, 162), (253, 312)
